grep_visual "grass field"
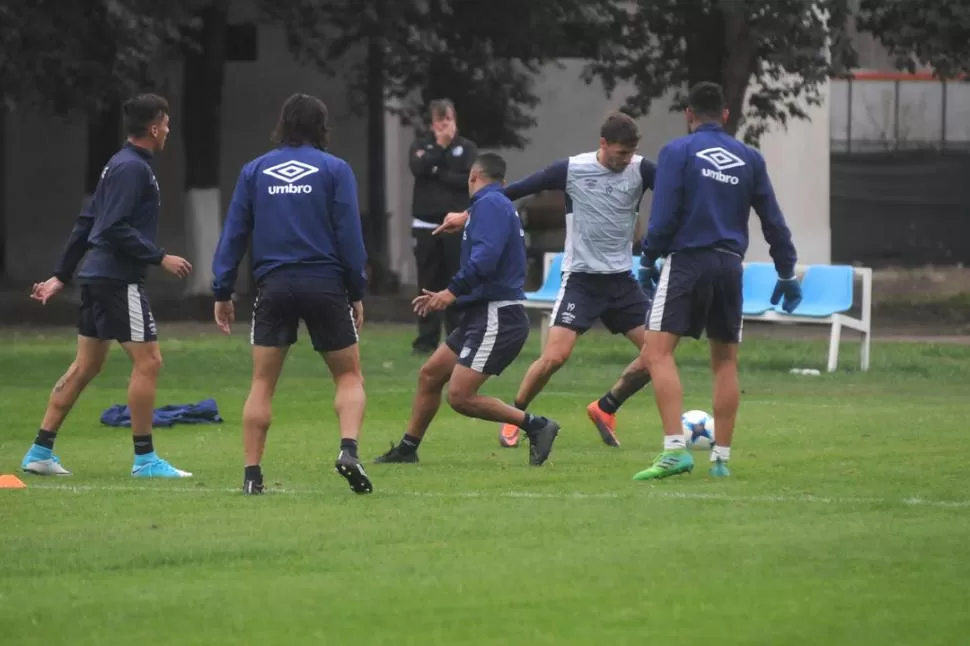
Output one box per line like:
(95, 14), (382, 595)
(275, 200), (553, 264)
(2, 323), (968, 645)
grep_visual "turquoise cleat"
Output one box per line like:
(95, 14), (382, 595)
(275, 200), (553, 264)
(21, 445), (72, 476)
(709, 457), (731, 477)
(131, 453), (192, 478)
(633, 449), (694, 481)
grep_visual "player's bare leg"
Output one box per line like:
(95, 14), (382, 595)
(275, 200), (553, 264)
(374, 344), (456, 463)
(588, 325), (650, 447)
(708, 339), (740, 477)
(323, 343), (372, 494)
(499, 326), (578, 447)
(22, 336), (110, 476)
(633, 330), (694, 481)
(450, 365), (560, 465)
(241, 346), (288, 493)
(123, 340), (192, 479)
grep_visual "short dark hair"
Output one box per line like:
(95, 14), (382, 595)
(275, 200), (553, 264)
(474, 152), (506, 182)
(271, 93), (330, 149)
(688, 82), (726, 119)
(600, 112), (640, 147)
(123, 94), (169, 137)
(429, 98), (455, 121)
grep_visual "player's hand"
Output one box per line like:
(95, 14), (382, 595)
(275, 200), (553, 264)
(433, 211), (469, 236)
(214, 300), (235, 335)
(161, 254), (193, 279)
(771, 276), (803, 313)
(434, 122), (456, 148)
(637, 256), (661, 288)
(351, 300), (364, 331)
(412, 289), (456, 317)
(30, 277), (65, 305)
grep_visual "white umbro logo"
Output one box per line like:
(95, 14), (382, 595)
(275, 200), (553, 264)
(695, 147), (745, 171)
(263, 160), (320, 183)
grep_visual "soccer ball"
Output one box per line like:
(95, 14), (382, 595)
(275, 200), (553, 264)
(682, 410), (715, 450)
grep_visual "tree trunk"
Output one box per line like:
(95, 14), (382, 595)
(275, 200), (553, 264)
(365, 0), (390, 292)
(85, 102), (122, 195)
(182, 0), (229, 296)
(0, 108), (5, 277)
(720, 8), (759, 136)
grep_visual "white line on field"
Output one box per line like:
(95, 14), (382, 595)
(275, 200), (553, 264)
(21, 483), (970, 509)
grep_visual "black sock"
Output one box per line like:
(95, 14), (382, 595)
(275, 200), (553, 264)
(513, 401), (526, 411)
(133, 435), (154, 456)
(598, 393), (621, 415)
(244, 464), (263, 483)
(34, 429), (57, 450)
(399, 434), (422, 453)
(518, 413), (547, 432)
(340, 438), (359, 459)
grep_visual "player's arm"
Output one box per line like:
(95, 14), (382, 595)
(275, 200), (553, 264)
(642, 143), (685, 264)
(211, 167), (256, 301)
(436, 139), (478, 189)
(503, 159), (568, 201)
(52, 199), (95, 284)
(446, 200), (508, 297)
(331, 162), (369, 303)
(639, 157), (657, 190)
(98, 162), (166, 264)
(408, 137), (446, 178)
(751, 152), (797, 278)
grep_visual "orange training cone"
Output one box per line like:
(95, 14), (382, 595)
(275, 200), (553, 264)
(0, 474), (27, 489)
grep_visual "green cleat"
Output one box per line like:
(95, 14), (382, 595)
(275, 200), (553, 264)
(709, 457), (731, 477)
(633, 449), (694, 481)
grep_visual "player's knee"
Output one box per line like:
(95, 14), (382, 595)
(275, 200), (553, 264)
(69, 358), (103, 385)
(539, 350), (570, 373)
(445, 385), (474, 415)
(132, 352), (163, 377)
(417, 363), (445, 392)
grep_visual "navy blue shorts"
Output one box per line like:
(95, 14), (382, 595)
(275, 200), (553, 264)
(445, 301), (529, 375)
(251, 276), (357, 353)
(551, 271), (648, 334)
(78, 282), (158, 343)
(647, 248), (743, 342)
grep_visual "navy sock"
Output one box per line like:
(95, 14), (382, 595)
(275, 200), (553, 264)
(399, 434), (421, 453)
(518, 413), (547, 433)
(244, 464), (263, 483)
(598, 393), (620, 415)
(340, 438), (359, 459)
(513, 401), (527, 411)
(133, 435), (154, 456)
(34, 429), (57, 450)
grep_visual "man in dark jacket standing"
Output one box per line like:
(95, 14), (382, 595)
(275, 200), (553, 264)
(408, 98), (478, 353)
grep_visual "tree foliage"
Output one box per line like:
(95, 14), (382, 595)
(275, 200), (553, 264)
(856, 0), (970, 78)
(0, 0), (199, 115)
(259, 0), (614, 148)
(585, 0), (857, 146)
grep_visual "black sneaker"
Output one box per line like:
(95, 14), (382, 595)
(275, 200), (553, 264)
(373, 442), (419, 464)
(335, 451), (374, 494)
(525, 417), (560, 466)
(242, 479), (264, 495)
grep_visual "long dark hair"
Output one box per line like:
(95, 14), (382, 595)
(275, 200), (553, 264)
(271, 93), (330, 149)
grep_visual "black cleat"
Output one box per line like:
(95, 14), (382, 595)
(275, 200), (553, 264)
(373, 442), (419, 464)
(525, 417), (560, 466)
(242, 479), (264, 495)
(335, 451), (374, 494)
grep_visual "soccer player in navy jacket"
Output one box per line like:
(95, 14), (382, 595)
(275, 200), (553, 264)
(210, 94), (371, 495)
(21, 94), (195, 479)
(374, 153), (561, 467)
(633, 82), (803, 481)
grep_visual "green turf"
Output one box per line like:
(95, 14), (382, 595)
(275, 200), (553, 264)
(1, 323), (968, 645)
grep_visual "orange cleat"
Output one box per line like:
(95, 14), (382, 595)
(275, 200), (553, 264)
(499, 423), (521, 448)
(587, 401), (620, 447)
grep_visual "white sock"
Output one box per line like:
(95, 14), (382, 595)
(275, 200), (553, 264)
(664, 434), (686, 451)
(712, 445), (731, 462)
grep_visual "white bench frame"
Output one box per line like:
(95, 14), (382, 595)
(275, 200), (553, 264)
(523, 253), (873, 372)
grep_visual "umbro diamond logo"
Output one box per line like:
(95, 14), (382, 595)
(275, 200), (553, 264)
(263, 160), (320, 183)
(696, 147), (745, 185)
(696, 147), (745, 171)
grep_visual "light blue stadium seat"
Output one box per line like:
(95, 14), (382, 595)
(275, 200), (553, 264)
(741, 262), (777, 315)
(778, 264), (854, 317)
(525, 253), (563, 302)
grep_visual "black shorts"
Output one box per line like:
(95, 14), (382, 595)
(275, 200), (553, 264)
(647, 248), (743, 342)
(551, 271), (648, 334)
(445, 301), (529, 375)
(78, 282), (158, 343)
(251, 276), (357, 353)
